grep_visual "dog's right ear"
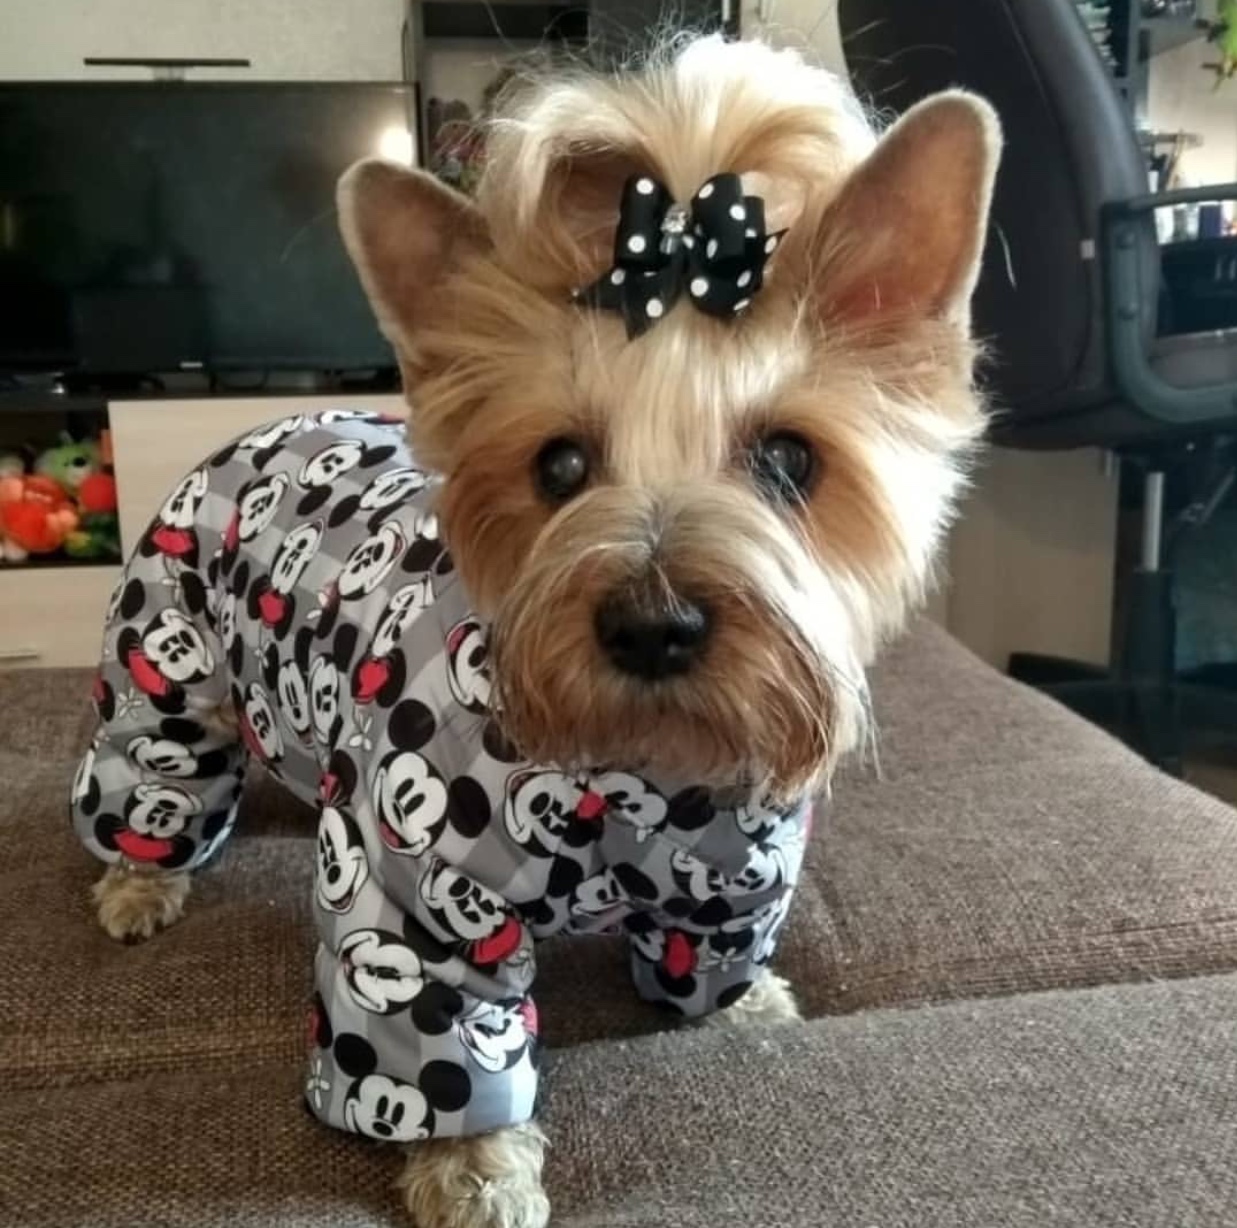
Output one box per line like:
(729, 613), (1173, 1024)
(808, 93), (1001, 335)
(336, 160), (490, 357)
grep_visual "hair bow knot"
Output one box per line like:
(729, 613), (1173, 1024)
(572, 173), (785, 339)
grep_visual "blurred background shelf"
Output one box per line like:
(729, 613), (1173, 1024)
(1145, 12), (1208, 54)
(418, 1), (587, 42)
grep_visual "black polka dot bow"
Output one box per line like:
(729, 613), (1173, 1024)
(572, 173), (786, 339)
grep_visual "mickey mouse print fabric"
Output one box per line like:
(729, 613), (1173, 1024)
(70, 411), (810, 1142)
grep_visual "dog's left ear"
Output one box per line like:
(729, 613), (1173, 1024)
(811, 92), (1001, 332)
(337, 160), (490, 357)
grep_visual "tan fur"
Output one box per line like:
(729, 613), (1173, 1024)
(74, 36), (996, 1228)
(338, 37), (999, 801)
(698, 969), (802, 1028)
(478, 38), (877, 286)
(94, 863), (190, 942)
(397, 1122), (549, 1228)
(201, 696), (239, 740)
(340, 49), (997, 1224)
(95, 37), (999, 1228)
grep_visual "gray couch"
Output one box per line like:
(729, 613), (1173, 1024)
(4, 619), (1236, 1226)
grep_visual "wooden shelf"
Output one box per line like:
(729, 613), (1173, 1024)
(0, 555), (119, 571)
(419, 1), (587, 41)
(0, 391), (107, 415)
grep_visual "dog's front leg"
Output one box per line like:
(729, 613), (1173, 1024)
(396, 1121), (549, 1228)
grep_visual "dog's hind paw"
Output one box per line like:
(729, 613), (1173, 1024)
(93, 864), (190, 942)
(702, 970), (802, 1028)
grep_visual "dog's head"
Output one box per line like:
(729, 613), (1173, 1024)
(338, 37), (1000, 800)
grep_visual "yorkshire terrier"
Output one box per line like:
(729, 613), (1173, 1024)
(72, 36), (998, 1228)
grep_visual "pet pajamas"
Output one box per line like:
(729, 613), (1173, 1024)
(70, 410), (809, 1141)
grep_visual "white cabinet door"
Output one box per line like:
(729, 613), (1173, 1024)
(109, 395), (406, 555)
(0, 565), (120, 669)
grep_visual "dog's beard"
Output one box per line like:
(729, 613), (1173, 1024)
(485, 482), (866, 802)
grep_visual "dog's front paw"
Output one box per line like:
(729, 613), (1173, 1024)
(396, 1122), (549, 1228)
(93, 864), (190, 942)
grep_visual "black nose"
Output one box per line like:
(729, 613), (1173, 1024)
(595, 596), (711, 680)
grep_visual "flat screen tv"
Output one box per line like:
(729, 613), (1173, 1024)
(0, 82), (415, 380)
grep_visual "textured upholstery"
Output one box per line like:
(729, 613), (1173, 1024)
(4, 619), (1236, 1224)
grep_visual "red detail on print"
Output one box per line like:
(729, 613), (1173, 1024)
(239, 713), (265, 761)
(151, 524), (195, 558)
(354, 657), (389, 704)
(257, 589), (288, 627)
(471, 916), (522, 965)
(663, 930), (696, 979)
(114, 830), (175, 862)
(575, 791), (608, 821)
(126, 649), (171, 698)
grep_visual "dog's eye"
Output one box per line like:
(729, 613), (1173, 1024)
(535, 438), (590, 503)
(749, 432), (817, 501)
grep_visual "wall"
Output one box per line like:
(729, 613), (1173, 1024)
(740, 0), (845, 69)
(0, 0), (406, 80)
(422, 43), (520, 112)
(947, 450), (1118, 668)
(1147, 35), (1237, 187)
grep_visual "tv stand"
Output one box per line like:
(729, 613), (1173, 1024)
(0, 366), (402, 410)
(56, 373), (167, 398)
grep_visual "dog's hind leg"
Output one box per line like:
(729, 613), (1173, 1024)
(72, 563), (245, 942)
(701, 969), (802, 1027)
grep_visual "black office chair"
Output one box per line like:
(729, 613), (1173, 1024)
(837, 0), (1237, 774)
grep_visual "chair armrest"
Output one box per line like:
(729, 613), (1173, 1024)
(1106, 184), (1237, 216)
(1101, 187), (1237, 430)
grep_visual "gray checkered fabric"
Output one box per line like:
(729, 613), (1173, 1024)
(70, 410), (809, 1141)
